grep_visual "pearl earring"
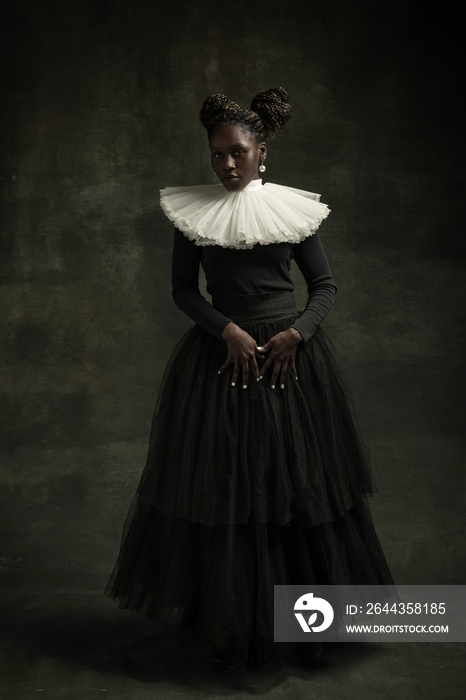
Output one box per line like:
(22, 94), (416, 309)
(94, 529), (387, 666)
(259, 159), (266, 173)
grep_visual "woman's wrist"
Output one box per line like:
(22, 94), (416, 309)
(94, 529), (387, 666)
(221, 321), (237, 340)
(288, 327), (304, 344)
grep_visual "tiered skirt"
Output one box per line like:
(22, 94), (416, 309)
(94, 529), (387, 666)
(106, 291), (394, 672)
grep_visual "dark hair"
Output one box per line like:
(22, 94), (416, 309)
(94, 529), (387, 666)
(199, 87), (291, 143)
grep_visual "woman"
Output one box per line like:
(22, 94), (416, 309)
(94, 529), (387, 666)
(106, 87), (394, 673)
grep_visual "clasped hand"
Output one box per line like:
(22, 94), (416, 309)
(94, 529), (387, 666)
(218, 322), (303, 389)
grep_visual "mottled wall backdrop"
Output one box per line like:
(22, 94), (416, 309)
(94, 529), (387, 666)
(1, 0), (464, 589)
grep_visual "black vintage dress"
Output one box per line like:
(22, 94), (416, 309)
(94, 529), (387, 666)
(105, 225), (394, 672)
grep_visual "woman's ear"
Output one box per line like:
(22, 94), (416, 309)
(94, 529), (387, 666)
(259, 142), (267, 160)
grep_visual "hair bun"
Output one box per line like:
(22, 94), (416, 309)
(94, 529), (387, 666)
(250, 87), (291, 139)
(200, 94), (238, 129)
(199, 87), (290, 142)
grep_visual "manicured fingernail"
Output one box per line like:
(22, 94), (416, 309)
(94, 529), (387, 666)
(231, 382), (235, 387)
(217, 371), (221, 375)
(257, 346), (264, 351)
(271, 384), (275, 390)
(256, 377), (260, 382)
(280, 384), (285, 389)
(295, 376), (298, 381)
(242, 384), (247, 389)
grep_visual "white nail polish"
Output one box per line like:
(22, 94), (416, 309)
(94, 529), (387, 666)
(243, 384), (247, 389)
(271, 384), (275, 390)
(231, 382), (235, 387)
(280, 384), (285, 389)
(256, 377), (260, 382)
(295, 376), (298, 381)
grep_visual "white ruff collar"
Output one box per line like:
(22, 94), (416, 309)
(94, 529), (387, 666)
(159, 178), (330, 249)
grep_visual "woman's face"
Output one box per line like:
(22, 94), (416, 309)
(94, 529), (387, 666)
(209, 123), (267, 192)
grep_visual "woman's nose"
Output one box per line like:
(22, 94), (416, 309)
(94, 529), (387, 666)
(224, 155), (235, 170)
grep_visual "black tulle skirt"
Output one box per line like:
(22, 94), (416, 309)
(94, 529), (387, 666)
(105, 291), (394, 672)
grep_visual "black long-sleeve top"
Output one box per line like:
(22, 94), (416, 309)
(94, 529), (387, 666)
(171, 228), (337, 343)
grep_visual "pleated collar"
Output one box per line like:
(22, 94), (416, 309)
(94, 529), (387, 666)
(159, 178), (330, 249)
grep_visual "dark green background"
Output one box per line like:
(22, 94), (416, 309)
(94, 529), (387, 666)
(1, 0), (464, 594)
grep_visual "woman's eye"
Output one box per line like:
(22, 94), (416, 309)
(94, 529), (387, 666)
(234, 150), (244, 156)
(213, 152), (223, 158)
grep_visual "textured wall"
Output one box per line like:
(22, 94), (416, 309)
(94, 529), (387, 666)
(1, 0), (464, 588)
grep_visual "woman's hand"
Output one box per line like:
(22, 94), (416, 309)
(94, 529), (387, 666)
(258, 328), (303, 388)
(218, 322), (263, 388)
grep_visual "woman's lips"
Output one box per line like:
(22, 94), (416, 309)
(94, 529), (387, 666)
(223, 175), (240, 180)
